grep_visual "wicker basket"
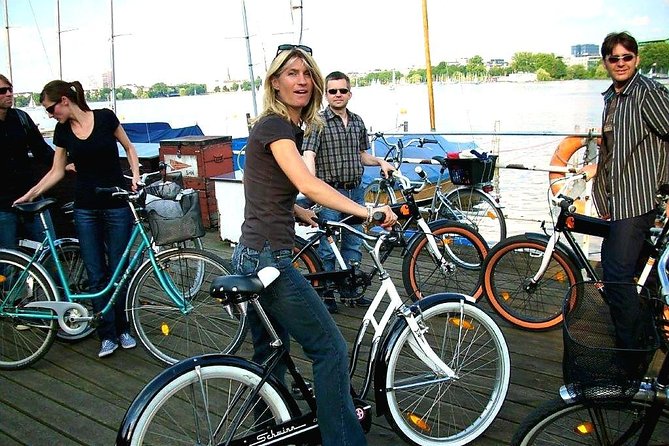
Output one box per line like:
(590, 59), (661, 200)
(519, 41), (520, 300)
(446, 155), (497, 186)
(562, 281), (659, 393)
(145, 189), (205, 246)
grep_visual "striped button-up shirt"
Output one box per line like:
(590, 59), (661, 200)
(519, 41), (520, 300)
(592, 72), (669, 220)
(302, 106), (369, 184)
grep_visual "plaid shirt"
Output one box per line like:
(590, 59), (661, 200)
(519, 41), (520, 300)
(592, 72), (669, 220)
(302, 106), (369, 183)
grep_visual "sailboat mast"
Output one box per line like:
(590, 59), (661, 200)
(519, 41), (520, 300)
(4, 0), (12, 80)
(110, 0), (116, 112)
(241, 0), (257, 117)
(421, 0), (435, 131)
(57, 0), (62, 78)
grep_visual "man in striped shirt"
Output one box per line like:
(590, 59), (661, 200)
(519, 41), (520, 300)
(583, 32), (669, 352)
(303, 71), (394, 313)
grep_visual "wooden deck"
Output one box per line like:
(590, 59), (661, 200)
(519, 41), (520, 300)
(0, 229), (567, 446)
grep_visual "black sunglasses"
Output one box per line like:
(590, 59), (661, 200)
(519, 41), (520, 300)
(275, 44), (313, 57)
(327, 88), (349, 95)
(45, 98), (62, 115)
(606, 54), (635, 64)
(0, 86), (13, 94)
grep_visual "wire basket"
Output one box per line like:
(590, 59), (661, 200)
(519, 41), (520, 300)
(446, 155), (497, 186)
(144, 172), (185, 200)
(145, 189), (205, 246)
(562, 281), (660, 395)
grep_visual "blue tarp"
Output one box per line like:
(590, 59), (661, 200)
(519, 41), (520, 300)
(121, 122), (204, 143)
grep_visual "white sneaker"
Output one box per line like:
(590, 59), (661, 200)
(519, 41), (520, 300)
(98, 339), (118, 358)
(119, 332), (137, 349)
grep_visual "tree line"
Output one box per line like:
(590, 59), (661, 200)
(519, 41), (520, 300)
(13, 43), (669, 107)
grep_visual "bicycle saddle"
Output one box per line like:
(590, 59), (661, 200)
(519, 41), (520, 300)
(210, 267), (280, 300)
(12, 198), (57, 214)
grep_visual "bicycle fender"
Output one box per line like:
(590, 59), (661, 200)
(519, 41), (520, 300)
(372, 293), (473, 417)
(115, 354), (300, 446)
(0, 248), (60, 300)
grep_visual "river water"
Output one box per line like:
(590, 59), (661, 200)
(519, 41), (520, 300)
(24, 79), (647, 236)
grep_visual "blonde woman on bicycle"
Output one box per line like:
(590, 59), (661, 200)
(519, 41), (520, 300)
(232, 44), (395, 446)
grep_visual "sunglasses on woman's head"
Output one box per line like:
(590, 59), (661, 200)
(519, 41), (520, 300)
(45, 98), (62, 114)
(275, 44), (313, 57)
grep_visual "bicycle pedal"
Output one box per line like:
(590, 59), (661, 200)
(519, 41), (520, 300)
(353, 398), (372, 433)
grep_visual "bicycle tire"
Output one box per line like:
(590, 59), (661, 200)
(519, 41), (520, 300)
(511, 396), (669, 445)
(127, 363), (295, 445)
(363, 179), (395, 206)
(0, 251), (58, 370)
(483, 235), (582, 331)
(293, 235), (324, 288)
(38, 240), (95, 342)
(127, 248), (246, 364)
(442, 187), (506, 246)
(384, 298), (511, 445)
(402, 220), (488, 301)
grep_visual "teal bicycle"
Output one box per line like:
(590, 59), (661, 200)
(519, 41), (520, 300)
(0, 179), (246, 370)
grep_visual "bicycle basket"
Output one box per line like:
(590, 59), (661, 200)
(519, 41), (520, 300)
(145, 189), (205, 246)
(144, 172), (185, 200)
(562, 281), (660, 394)
(446, 155), (497, 186)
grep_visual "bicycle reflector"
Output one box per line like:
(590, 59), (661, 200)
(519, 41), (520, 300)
(565, 216), (576, 230)
(482, 184), (494, 193)
(448, 317), (474, 330)
(405, 412), (431, 432)
(161, 322), (170, 336)
(574, 421), (595, 436)
(0, 275), (5, 283)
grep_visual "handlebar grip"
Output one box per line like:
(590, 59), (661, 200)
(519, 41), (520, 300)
(423, 138), (439, 144)
(372, 211), (385, 223)
(470, 149), (487, 160)
(415, 166), (427, 179)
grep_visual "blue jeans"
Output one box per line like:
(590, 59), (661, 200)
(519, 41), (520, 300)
(601, 210), (656, 349)
(74, 207), (133, 342)
(0, 209), (55, 249)
(232, 242), (366, 446)
(316, 187), (364, 273)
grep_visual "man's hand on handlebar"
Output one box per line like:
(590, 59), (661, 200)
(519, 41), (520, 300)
(372, 204), (398, 229)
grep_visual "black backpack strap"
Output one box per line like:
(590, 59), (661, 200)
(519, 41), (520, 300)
(15, 108), (32, 136)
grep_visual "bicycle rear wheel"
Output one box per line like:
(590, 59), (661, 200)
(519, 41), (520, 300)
(511, 397), (669, 445)
(482, 235), (582, 331)
(293, 236), (323, 289)
(442, 187), (506, 246)
(125, 363), (295, 446)
(402, 221), (488, 301)
(128, 248), (246, 365)
(384, 298), (510, 445)
(0, 251), (58, 370)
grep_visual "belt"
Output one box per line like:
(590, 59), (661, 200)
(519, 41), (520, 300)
(326, 180), (360, 190)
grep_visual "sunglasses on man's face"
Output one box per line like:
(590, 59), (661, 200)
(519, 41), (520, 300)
(327, 88), (349, 95)
(606, 54), (635, 64)
(0, 86), (13, 94)
(275, 44), (313, 57)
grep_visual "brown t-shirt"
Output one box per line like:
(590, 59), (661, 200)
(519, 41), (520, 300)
(239, 114), (304, 251)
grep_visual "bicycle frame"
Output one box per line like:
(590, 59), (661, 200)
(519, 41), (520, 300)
(5, 199), (195, 336)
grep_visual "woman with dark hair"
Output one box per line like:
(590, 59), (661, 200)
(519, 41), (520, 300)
(232, 45), (396, 445)
(16, 80), (140, 358)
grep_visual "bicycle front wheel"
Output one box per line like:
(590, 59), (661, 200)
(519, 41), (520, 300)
(402, 221), (489, 301)
(482, 235), (582, 331)
(0, 251), (58, 370)
(128, 248), (246, 365)
(384, 298), (510, 445)
(511, 397), (669, 445)
(128, 363), (295, 446)
(442, 187), (506, 246)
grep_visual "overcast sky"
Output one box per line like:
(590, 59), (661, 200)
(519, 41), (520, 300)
(2, 0), (668, 92)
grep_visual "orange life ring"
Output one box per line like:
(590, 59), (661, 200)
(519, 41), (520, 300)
(548, 136), (588, 195)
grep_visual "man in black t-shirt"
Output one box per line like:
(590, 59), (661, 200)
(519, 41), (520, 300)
(0, 74), (55, 249)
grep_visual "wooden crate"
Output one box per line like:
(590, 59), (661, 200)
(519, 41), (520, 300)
(197, 179), (219, 229)
(159, 136), (233, 182)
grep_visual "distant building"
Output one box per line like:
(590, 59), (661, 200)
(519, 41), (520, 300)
(571, 44), (599, 57)
(487, 59), (508, 68)
(101, 71), (113, 89)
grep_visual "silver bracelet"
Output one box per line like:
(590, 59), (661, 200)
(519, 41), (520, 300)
(366, 204), (374, 223)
